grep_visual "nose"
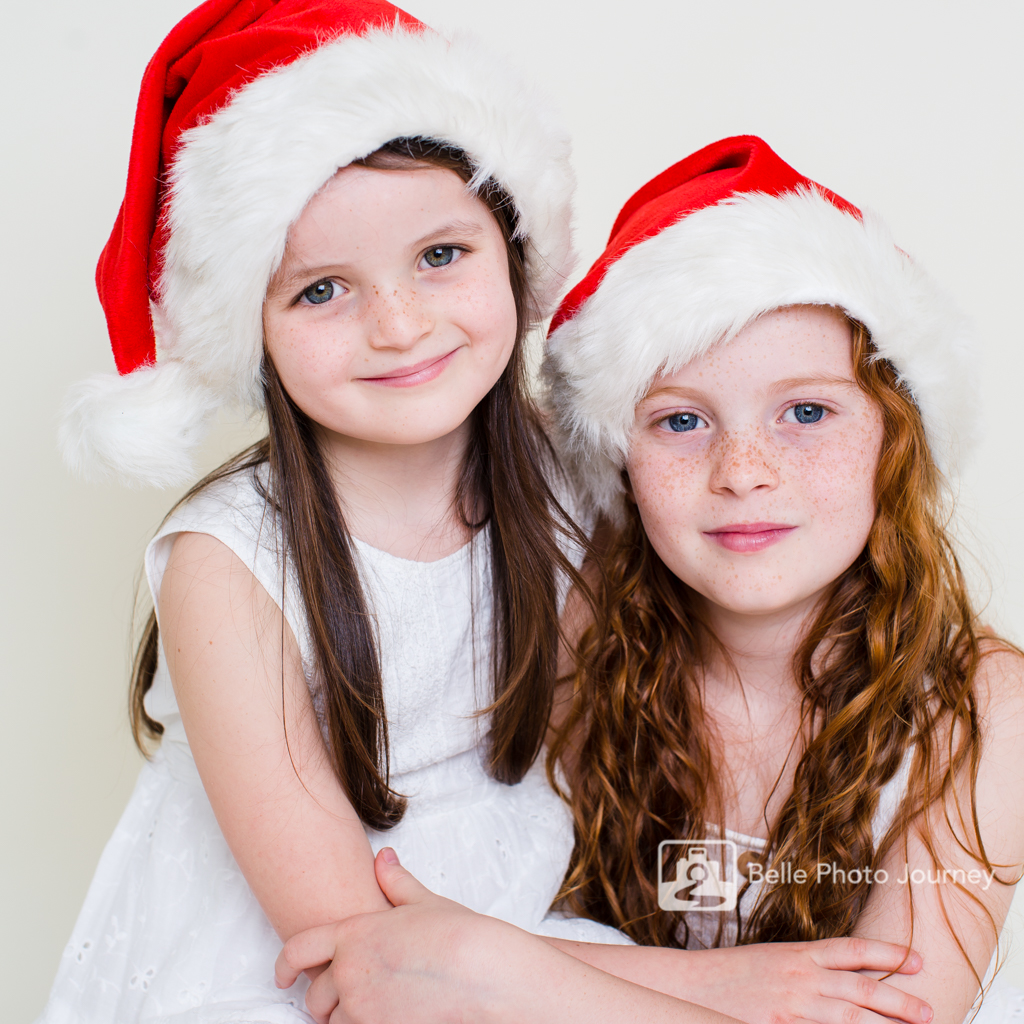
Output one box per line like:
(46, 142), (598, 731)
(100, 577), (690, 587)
(365, 282), (434, 351)
(708, 427), (779, 499)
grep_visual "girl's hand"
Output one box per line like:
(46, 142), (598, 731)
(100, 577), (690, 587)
(673, 938), (933, 1024)
(275, 847), (509, 1024)
(539, 931), (932, 1024)
(277, 850), (744, 1024)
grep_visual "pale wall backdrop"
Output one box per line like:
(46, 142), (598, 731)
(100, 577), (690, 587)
(3, 1), (1022, 1020)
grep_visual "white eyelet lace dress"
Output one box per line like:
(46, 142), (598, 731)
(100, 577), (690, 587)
(678, 751), (1024, 1023)
(35, 467), (631, 1024)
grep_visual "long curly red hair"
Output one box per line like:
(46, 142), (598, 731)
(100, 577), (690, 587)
(550, 319), (1014, 972)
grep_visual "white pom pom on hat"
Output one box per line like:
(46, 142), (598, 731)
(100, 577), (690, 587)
(68, 0), (577, 487)
(543, 135), (977, 521)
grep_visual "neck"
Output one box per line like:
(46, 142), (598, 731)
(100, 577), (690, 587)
(700, 594), (823, 703)
(317, 420), (475, 561)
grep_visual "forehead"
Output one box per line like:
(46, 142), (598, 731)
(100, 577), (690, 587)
(286, 164), (488, 249)
(320, 160), (472, 202)
(652, 305), (855, 393)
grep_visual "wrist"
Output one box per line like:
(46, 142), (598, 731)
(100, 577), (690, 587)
(471, 930), (735, 1024)
(459, 917), (563, 1024)
(542, 938), (715, 1004)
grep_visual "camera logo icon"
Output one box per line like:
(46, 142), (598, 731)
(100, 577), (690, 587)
(658, 840), (738, 912)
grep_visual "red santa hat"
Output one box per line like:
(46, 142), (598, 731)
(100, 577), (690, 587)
(62, 0), (576, 487)
(544, 135), (976, 520)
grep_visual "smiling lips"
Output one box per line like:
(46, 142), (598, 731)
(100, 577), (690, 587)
(704, 522), (796, 553)
(359, 348), (459, 388)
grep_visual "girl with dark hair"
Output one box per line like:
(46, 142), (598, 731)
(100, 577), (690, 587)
(277, 138), (1024, 1024)
(40, 2), (672, 1021)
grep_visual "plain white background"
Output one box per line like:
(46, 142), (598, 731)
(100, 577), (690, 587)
(2, 2), (1022, 1021)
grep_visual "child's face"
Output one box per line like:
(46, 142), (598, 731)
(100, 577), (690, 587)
(626, 306), (884, 622)
(263, 164), (517, 448)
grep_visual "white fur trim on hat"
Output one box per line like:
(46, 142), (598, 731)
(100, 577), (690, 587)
(59, 361), (219, 488)
(68, 25), (575, 487)
(544, 188), (977, 521)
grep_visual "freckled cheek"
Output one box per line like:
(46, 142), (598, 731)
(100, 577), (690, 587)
(786, 430), (881, 539)
(627, 447), (706, 531)
(446, 277), (517, 358)
(267, 320), (360, 392)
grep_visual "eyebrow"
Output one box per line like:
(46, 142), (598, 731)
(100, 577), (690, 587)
(268, 220), (488, 295)
(268, 265), (342, 294)
(642, 374), (858, 405)
(642, 384), (713, 405)
(409, 219), (486, 249)
(767, 375), (859, 394)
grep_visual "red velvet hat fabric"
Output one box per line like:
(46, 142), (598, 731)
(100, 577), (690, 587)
(97, 0), (421, 376)
(549, 135), (860, 334)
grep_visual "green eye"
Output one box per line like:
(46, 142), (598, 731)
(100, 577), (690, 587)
(423, 247), (455, 268)
(302, 281), (335, 304)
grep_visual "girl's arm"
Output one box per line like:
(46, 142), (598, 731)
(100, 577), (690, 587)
(279, 849), (744, 1024)
(277, 848), (931, 1024)
(159, 531), (391, 941)
(537, 934), (931, 1023)
(850, 647), (1024, 1024)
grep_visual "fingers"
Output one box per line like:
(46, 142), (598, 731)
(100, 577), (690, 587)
(274, 923), (340, 989)
(303, 964), (343, 1024)
(373, 846), (435, 907)
(795, 1015), (898, 1024)
(822, 973), (933, 1024)
(811, 936), (923, 974)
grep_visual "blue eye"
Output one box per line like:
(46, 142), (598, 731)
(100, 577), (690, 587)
(789, 404), (825, 424)
(422, 246), (456, 268)
(665, 413), (704, 432)
(301, 280), (335, 304)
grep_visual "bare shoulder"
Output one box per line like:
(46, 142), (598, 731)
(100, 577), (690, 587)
(161, 530), (274, 619)
(160, 529), (293, 699)
(969, 638), (1024, 861)
(974, 636), (1024, 732)
(164, 528), (255, 584)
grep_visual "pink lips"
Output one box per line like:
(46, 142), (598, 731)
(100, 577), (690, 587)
(359, 348), (459, 388)
(704, 522), (796, 553)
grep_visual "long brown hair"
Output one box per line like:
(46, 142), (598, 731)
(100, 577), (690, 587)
(131, 138), (587, 830)
(552, 318), (1015, 967)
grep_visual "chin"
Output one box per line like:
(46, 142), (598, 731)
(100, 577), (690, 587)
(322, 409), (470, 445)
(699, 583), (821, 619)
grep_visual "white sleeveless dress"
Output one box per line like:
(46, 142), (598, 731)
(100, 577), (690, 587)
(36, 467), (630, 1024)
(677, 751), (1024, 1023)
